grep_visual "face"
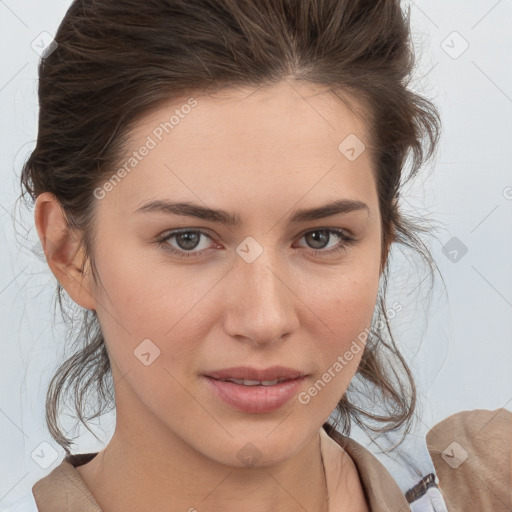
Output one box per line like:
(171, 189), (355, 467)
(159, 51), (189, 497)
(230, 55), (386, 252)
(80, 80), (383, 467)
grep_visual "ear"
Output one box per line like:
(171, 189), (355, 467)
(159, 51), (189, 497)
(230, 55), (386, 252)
(34, 192), (97, 310)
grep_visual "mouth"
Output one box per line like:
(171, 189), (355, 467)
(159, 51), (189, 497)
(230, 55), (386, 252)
(203, 365), (307, 383)
(211, 377), (293, 386)
(201, 366), (308, 413)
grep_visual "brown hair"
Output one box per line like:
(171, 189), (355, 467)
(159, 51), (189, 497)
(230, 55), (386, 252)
(19, 0), (442, 454)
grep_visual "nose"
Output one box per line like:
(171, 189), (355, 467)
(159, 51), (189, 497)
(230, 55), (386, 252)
(223, 248), (299, 347)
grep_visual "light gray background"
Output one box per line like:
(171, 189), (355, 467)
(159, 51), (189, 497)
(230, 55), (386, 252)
(1, 0), (511, 505)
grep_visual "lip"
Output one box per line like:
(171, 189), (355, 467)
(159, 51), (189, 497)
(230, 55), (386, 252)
(203, 365), (306, 381)
(203, 375), (306, 413)
(201, 366), (308, 414)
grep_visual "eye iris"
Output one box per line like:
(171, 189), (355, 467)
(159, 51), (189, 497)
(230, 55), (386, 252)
(306, 230), (329, 249)
(177, 232), (201, 250)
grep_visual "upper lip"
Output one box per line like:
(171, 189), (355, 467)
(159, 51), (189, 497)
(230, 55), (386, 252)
(204, 366), (307, 381)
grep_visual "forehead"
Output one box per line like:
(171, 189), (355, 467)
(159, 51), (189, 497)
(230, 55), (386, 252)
(134, 81), (369, 146)
(99, 81), (377, 215)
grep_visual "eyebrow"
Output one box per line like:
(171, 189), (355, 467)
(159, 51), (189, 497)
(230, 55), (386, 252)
(134, 198), (370, 225)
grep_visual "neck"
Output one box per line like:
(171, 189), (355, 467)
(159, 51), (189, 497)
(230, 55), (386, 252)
(78, 398), (329, 512)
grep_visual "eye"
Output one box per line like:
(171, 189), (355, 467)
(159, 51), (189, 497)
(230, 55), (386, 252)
(156, 229), (216, 258)
(295, 228), (356, 257)
(155, 227), (356, 258)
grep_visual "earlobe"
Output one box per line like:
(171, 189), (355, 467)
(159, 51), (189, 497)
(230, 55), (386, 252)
(34, 192), (97, 310)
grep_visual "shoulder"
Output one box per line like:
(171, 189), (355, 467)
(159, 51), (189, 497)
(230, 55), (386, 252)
(0, 493), (38, 512)
(426, 407), (512, 511)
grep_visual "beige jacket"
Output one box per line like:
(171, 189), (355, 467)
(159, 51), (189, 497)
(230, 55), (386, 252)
(30, 408), (511, 511)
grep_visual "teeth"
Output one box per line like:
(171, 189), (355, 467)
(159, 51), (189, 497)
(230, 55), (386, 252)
(261, 379), (279, 386)
(242, 379), (263, 386)
(222, 378), (283, 386)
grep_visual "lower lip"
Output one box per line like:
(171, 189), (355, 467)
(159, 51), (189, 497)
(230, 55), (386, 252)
(203, 376), (306, 413)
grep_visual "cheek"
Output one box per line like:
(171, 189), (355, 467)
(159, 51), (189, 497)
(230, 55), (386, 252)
(305, 267), (379, 400)
(320, 289), (373, 369)
(93, 235), (193, 327)
(322, 279), (378, 338)
(91, 240), (223, 383)
(309, 255), (380, 339)
(296, 308), (371, 421)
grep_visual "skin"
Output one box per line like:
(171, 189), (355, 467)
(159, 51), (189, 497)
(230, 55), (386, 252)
(35, 80), (391, 511)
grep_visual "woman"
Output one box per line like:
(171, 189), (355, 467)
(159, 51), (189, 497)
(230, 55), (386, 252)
(10, 0), (511, 511)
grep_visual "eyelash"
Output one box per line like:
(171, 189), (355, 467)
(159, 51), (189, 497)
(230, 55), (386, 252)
(155, 228), (356, 259)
